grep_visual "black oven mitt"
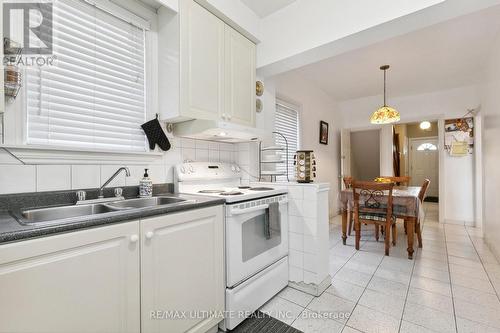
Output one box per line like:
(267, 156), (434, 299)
(141, 116), (171, 151)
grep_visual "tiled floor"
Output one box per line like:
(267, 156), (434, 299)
(260, 203), (500, 333)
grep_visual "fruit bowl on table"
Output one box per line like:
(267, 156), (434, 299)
(374, 177), (393, 183)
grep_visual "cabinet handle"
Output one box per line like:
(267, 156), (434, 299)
(145, 231), (154, 239)
(130, 234), (139, 243)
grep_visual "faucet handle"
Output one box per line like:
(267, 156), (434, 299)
(76, 190), (86, 201)
(114, 188), (123, 197)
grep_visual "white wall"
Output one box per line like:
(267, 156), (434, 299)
(339, 85), (481, 225)
(479, 30), (500, 257)
(257, 72), (343, 216)
(0, 136), (238, 194)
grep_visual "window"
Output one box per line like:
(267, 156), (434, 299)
(417, 143), (438, 151)
(26, 0), (147, 152)
(275, 100), (300, 179)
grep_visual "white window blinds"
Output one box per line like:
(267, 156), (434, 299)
(275, 100), (299, 179)
(26, 0), (147, 152)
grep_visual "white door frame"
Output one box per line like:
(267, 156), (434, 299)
(408, 136), (439, 196)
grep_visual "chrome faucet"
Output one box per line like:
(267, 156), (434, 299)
(98, 167), (131, 198)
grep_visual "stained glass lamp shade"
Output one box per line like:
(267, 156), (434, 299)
(371, 65), (400, 125)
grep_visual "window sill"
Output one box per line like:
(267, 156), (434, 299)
(0, 144), (164, 165)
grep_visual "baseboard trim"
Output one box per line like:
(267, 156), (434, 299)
(444, 219), (476, 226)
(288, 275), (331, 297)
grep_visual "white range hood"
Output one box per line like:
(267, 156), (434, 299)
(173, 119), (264, 143)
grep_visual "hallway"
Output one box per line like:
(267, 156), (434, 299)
(262, 203), (500, 332)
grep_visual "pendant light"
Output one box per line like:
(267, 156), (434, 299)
(370, 65), (400, 124)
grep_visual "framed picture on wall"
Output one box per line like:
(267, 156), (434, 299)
(319, 121), (329, 145)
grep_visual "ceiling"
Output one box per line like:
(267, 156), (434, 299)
(284, 5), (500, 102)
(240, 0), (297, 18)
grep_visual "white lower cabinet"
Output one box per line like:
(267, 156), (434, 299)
(0, 205), (224, 333)
(0, 221), (141, 333)
(141, 206), (224, 333)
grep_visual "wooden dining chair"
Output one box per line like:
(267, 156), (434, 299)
(352, 181), (396, 256)
(343, 177), (354, 236)
(415, 179), (430, 248)
(379, 176), (411, 186)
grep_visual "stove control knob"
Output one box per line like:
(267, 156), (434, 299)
(189, 165), (195, 173)
(231, 165), (236, 172)
(236, 166), (241, 172)
(180, 166), (186, 174)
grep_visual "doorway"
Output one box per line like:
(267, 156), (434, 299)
(349, 129), (381, 181)
(394, 121), (439, 201)
(409, 138), (439, 199)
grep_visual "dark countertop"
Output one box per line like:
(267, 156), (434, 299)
(0, 193), (225, 244)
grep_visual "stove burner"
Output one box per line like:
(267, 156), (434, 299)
(198, 190), (224, 194)
(238, 186), (251, 189)
(220, 191), (244, 196)
(249, 187), (274, 191)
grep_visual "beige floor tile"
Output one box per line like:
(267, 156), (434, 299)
(454, 298), (500, 329)
(334, 267), (372, 288)
(410, 276), (452, 297)
(456, 316), (500, 333)
(403, 302), (455, 333)
(260, 296), (304, 325)
(277, 287), (315, 307)
(358, 289), (405, 318)
(400, 320), (439, 333)
(326, 278), (365, 302)
(307, 292), (356, 324)
(374, 267), (412, 285)
(346, 305), (400, 333)
(407, 287), (454, 314)
(367, 276), (408, 298)
(413, 264), (451, 283)
(291, 309), (344, 333)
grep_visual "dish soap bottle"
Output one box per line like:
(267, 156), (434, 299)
(139, 169), (153, 197)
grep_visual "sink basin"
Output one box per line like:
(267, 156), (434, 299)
(13, 196), (196, 226)
(19, 204), (118, 225)
(105, 196), (192, 209)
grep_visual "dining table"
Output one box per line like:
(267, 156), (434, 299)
(340, 186), (423, 259)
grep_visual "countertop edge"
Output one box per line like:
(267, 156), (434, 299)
(0, 197), (225, 244)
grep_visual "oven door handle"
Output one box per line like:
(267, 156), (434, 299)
(230, 200), (288, 216)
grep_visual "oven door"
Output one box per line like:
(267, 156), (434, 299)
(225, 195), (288, 287)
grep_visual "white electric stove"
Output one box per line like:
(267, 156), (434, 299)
(175, 162), (289, 331)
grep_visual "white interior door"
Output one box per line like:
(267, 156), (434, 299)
(340, 129), (351, 189)
(410, 137), (439, 197)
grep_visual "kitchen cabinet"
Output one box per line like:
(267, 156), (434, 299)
(0, 221), (141, 333)
(158, 0), (256, 127)
(141, 205), (224, 333)
(0, 205), (225, 333)
(224, 25), (256, 126)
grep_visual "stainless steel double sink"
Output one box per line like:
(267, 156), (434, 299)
(14, 196), (194, 226)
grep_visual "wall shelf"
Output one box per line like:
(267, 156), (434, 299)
(258, 131), (289, 182)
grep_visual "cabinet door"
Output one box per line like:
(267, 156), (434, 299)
(0, 222), (141, 333)
(141, 206), (224, 333)
(180, 0), (225, 121)
(225, 26), (256, 127)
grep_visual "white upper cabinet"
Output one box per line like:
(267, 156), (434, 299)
(0, 221), (141, 333)
(158, 0), (256, 127)
(180, 0), (224, 121)
(224, 26), (256, 127)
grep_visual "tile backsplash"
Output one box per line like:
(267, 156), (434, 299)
(0, 137), (257, 195)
